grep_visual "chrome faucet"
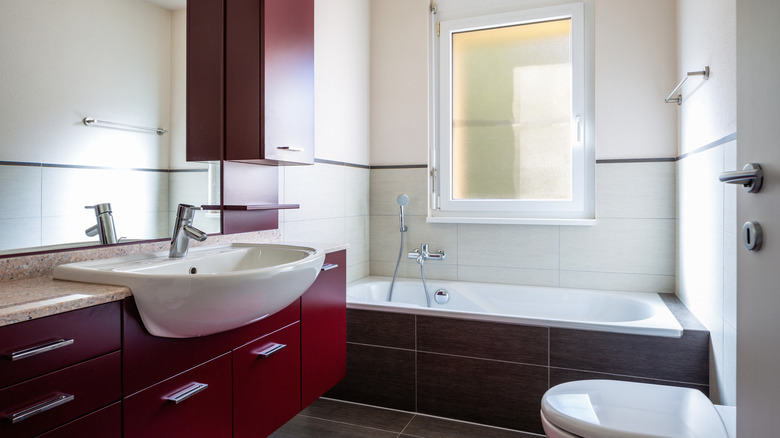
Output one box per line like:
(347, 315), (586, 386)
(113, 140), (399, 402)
(408, 243), (446, 264)
(169, 204), (207, 258)
(85, 203), (118, 245)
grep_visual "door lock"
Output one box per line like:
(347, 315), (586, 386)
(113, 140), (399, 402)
(742, 221), (763, 251)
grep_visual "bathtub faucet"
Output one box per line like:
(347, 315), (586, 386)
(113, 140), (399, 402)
(409, 244), (446, 264)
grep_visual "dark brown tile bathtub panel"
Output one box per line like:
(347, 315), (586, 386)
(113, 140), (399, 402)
(549, 368), (710, 397)
(347, 309), (416, 349)
(324, 343), (416, 412)
(416, 352), (547, 434)
(660, 294), (708, 331)
(417, 316), (548, 365)
(550, 328), (710, 385)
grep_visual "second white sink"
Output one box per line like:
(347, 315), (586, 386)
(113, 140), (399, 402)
(54, 243), (325, 338)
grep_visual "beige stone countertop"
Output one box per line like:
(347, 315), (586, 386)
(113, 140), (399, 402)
(0, 277), (131, 327)
(0, 242), (348, 327)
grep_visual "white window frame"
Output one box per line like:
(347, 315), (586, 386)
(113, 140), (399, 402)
(429, 2), (594, 225)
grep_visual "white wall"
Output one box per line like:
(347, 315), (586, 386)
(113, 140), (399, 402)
(676, 0), (737, 406)
(594, 0), (678, 159)
(279, 0), (371, 282)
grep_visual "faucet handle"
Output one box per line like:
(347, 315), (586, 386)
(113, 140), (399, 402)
(85, 224), (99, 237)
(85, 203), (112, 215)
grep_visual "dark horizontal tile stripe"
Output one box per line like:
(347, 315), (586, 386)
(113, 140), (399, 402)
(347, 309), (416, 349)
(550, 328), (709, 385)
(300, 398), (413, 433)
(402, 415), (541, 438)
(550, 367), (709, 397)
(659, 294), (708, 331)
(417, 352), (547, 434)
(325, 344), (416, 412)
(417, 316), (548, 365)
(270, 415), (399, 438)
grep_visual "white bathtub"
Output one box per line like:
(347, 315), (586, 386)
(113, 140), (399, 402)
(347, 277), (683, 337)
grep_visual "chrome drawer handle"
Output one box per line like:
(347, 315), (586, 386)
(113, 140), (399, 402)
(5, 338), (75, 361)
(255, 343), (286, 358)
(321, 263), (339, 272)
(7, 394), (75, 424)
(165, 382), (209, 405)
(277, 146), (303, 152)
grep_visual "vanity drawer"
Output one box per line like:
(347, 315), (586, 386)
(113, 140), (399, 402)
(0, 351), (120, 438)
(123, 352), (232, 438)
(0, 302), (121, 388)
(37, 402), (121, 438)
(233, 321), (301, 438)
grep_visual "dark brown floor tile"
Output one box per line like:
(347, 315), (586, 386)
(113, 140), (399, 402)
(550, 367), (710, 397)
(417, 352), (547, 434)
(417, 316), (548, 365)
(270, 415), (399, 438)
(401, 415), (542, 438)
(550, 328), (709, 385)
(301, 398), (414, 433)
(348, 309), (416, 349)
(325, 343), (416, 411)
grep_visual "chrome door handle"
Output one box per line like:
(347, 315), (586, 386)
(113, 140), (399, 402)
(719, 163), (763, 193)
(5, 338), (75, 361)
(255, 343), (286, 358)
(7, 394), (74, 424)
(165, 382), (209, 404)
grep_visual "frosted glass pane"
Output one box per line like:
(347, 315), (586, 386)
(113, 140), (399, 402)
(452, 19), (572, 200)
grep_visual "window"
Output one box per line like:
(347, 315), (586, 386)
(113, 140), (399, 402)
(430, 3), (593, 224)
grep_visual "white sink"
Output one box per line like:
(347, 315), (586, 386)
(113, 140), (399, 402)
(54, 244), (325, 338)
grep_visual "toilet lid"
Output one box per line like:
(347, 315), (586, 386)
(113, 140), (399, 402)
(541, 380), (729, 438)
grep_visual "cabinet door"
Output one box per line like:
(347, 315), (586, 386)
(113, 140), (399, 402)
(37, 402), (121, 438)
(233, 322), (301, 438)
(0, 302), (120, 388)
(301, 250), (347, 407)
(123, 353), (232, 438)
(225, 0), (314, 164)
(0, 352), (120, 438)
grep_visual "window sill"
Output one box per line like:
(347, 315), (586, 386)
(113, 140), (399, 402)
(426, 216), (596, 226)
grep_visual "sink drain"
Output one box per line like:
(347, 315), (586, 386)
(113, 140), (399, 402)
(189, 266), (198, 274)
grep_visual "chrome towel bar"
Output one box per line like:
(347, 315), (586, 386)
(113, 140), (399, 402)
(83, 117), (168, 135)
(665, 66), (710, 105)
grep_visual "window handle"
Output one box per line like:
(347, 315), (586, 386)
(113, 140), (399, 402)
(575, 116), (584, 142)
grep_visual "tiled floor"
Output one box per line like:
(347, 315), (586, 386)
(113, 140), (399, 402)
(270, 398), (543, 438)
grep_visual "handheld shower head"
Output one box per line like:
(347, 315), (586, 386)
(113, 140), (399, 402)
(397, 194), (409, 232)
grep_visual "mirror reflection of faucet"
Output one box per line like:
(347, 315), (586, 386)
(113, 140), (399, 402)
(169, 204), (208, 258)
(85, 203), (118, 245)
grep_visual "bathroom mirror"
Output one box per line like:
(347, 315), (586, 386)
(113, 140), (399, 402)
(0, 0), (221, 256)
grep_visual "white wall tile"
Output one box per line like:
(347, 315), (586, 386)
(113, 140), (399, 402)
(560, 218), (676, 275)
(345, 166), (370, 217)
(370, 167), (428, 217)
(458, 224), (559, 270)
(596, 162), (676, 219)
(0, 165), (41, 219)
(457, 266), (559, 287)
(347, 262), (369, 283)
(0, 218), (41, 251)
(369, 260), (458, 281)
(345, 215), (369, 268)
(282, 217), (345, 247)
(284, 163), (346, 222)
(560, 270), (675, 293)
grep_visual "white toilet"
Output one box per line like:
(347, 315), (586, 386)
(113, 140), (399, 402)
(541, 380), (736, 438)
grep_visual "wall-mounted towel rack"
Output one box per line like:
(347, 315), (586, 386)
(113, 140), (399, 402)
(82, 117), (168, 135)
(665, 66), (709, 105)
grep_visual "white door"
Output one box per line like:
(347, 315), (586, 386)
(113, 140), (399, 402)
(736, 0), (780, 435)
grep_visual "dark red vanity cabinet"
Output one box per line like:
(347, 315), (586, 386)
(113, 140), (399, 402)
(225, 0), (315, 165)
(37, 403), (121, 438)
(233, 322), (301, 437)
(301, 250), (347, 407)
